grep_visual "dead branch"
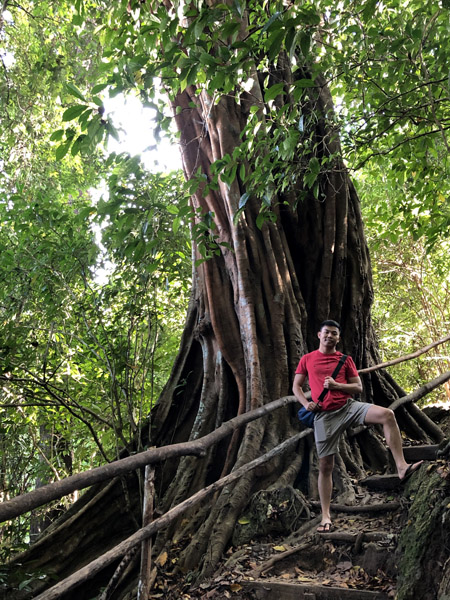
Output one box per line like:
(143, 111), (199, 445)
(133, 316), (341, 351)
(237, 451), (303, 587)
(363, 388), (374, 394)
(318, 531), (396, 543)
(0, 395), (298, 523)
(358, 334), (450, 374)
(309, 501), (401, 513)
(32, 431), (309, 600)
(389, 370), (450, 411)
(250, 539), (313, 577)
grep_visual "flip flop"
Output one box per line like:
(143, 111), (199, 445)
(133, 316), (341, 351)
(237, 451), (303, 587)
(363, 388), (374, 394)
(400, 461), (423, 484)
(317, 522), (333, 533)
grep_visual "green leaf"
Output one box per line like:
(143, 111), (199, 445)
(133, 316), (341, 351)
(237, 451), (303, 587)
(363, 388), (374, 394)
(299, 32), (311, 58)
(62, 105), (89, 122)
(199, 52), (217, 67)
(233, 0), (243, 18)
(133, 240), (146, 260)
(72, 14), (83, 26)
(66, 82), (86, 101)
(92, 82), (109, 94)
(221, 21), (241, 39)
(55, 139), (72, 160)
(267, 29), (285, 61)
(261, 11), (282, 34)
(308, 157), (320, 175)
(105, 122), (120, 141)
(264, 82), (285, 102)
(262, 192), (271, 207)
(239, 192), (249, 209)
(256, 212), (265, 229)
(233, 206), (245, 225)
(209, 71), (226, 92)
(298, 6), (320, 25)
(70, 135), (86, 156)
(362, 0), (378, 21)
(285, 27), (298, 60)
(50, 129), (65, 142)
(293, 78), (316, 89)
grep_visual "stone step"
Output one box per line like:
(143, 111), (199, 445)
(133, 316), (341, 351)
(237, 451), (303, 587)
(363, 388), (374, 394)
(402, 444), (439, 461)
(241, 580), (390, 599)
(360, 474), (405, 490)
(361, 456), (429, 490)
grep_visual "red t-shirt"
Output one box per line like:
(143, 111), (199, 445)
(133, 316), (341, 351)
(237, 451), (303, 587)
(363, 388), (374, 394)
(295, 350), (359, 411)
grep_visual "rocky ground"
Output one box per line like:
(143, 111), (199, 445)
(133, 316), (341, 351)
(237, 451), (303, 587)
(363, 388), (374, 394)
(149, 462), (443, 599)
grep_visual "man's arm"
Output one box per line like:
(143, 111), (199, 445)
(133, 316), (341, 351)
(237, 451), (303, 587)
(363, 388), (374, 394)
(293, 373), (321, 412)
(323, 375), (362, 395)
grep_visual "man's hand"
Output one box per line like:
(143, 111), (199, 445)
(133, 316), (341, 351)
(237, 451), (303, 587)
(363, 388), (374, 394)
(324, 376), (339, 390)
(304, 401), (321, 412)
(324, 375), (363, 395)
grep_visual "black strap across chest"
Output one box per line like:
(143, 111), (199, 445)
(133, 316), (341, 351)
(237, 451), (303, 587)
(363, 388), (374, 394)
(316, 354), (348, 404)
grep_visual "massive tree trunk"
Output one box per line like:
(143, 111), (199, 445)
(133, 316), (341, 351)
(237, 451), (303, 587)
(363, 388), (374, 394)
(153, 72), (379, 576)
(3, 5), (445, 600)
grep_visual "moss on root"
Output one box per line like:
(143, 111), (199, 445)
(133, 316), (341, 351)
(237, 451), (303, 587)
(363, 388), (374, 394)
(396, 463), (450, 600)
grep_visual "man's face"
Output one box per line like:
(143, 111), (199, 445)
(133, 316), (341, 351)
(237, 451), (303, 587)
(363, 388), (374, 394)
(318, 325), (340, 349)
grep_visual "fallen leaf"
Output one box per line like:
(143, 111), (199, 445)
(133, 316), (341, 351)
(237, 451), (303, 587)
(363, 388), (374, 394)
(272, 545), (286, 552)
(238, 517), (251, 524)
(155, 551), (168, 567)
(230, 583), (242, 592)
(337, 561), (352, 571)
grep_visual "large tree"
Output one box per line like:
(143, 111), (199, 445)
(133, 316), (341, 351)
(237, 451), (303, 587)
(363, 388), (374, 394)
(1, 0), (449, 597)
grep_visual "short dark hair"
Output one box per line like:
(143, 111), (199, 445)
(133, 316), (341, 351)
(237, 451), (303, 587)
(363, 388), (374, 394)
(319, 319), (341, 332)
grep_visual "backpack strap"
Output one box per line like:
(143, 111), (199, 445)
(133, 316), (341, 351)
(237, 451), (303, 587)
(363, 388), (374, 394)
(316, 354), (348, 404)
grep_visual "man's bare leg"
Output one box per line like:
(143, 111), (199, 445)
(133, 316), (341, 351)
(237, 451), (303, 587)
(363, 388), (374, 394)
(318, 454), (335, 530)
(365, 405), (422, 479)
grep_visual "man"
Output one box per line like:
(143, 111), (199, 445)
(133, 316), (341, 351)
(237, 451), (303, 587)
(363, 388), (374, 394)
(293, 319), (422, 533)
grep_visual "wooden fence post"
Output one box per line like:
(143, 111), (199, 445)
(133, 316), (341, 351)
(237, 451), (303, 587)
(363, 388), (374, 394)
(138, 466), (155, 600)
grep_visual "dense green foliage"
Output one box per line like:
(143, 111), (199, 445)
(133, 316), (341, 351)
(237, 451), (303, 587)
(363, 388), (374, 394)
(0, 3), (191, 557)
(0, 0), (449, 557)
(67, 0), (449, 244)
(364, 224), (450, 404)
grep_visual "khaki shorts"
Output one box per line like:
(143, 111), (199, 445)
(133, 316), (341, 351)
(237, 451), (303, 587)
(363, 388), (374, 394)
(314, 399), (370, 458)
